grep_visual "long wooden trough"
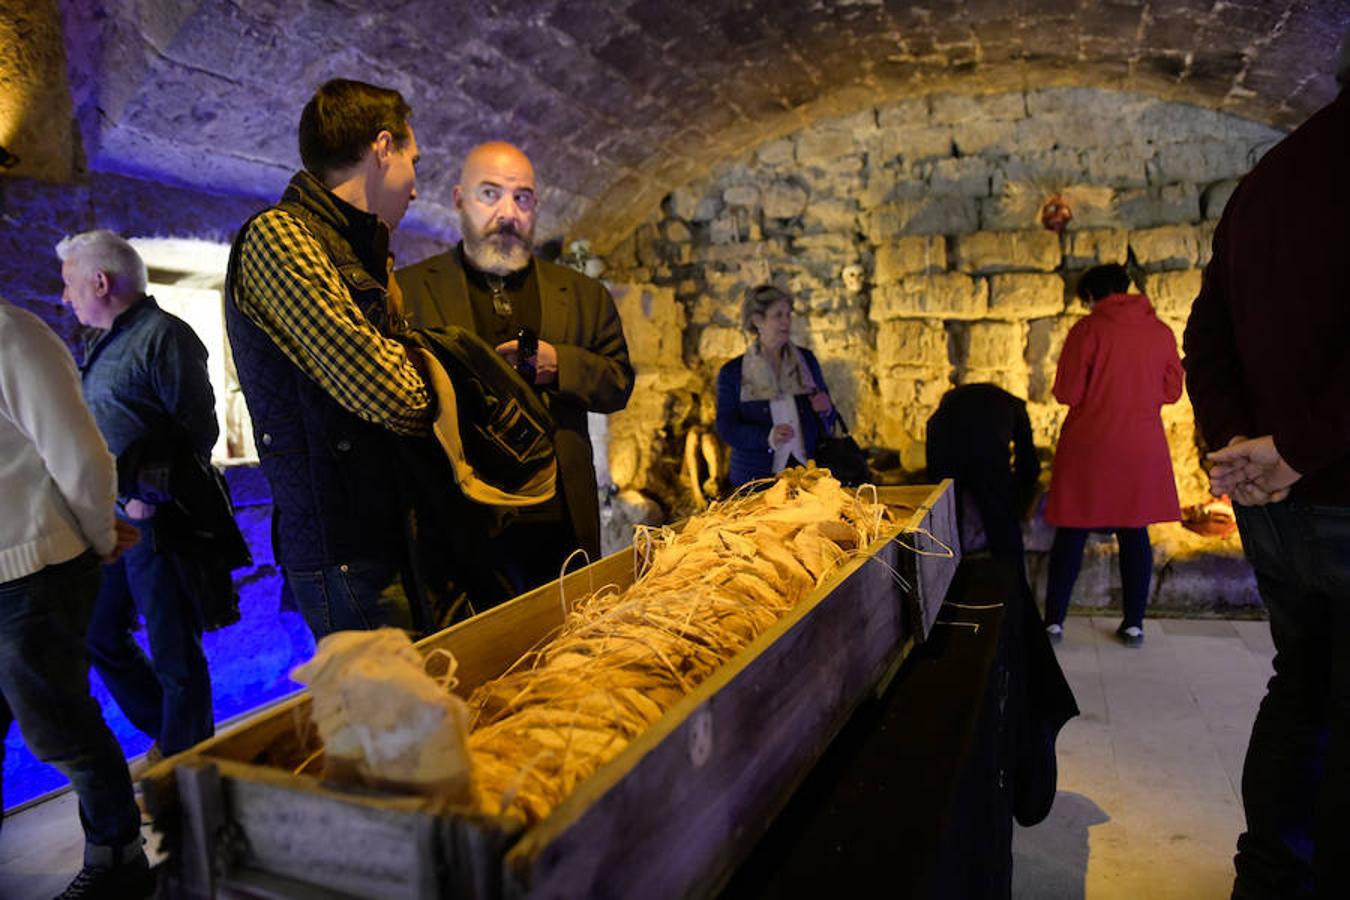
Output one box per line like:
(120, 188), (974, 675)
(144, 480), (958, 898)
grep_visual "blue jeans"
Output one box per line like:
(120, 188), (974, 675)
(1232, 500), (1350, 899)
(87, 531), (213, 756)
(285, 557), (410, 640)
(0, 552), (143, 864)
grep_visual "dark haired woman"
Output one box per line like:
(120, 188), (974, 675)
(715, 285), (835, 488)
(1043, 264), (1183, 647)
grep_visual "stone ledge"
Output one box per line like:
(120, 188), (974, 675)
(874, 235), (947, 283)
(871, 272), (989, 320)
(988, 273), (1066, 319)
(1023, 522), (1260, 616)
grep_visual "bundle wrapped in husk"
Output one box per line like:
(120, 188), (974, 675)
(292, 628), (473, 803)
(466, 466), (890, 823)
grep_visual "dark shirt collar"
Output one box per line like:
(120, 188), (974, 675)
(284, 170), (390, 281)
(109, 294), (157, 330)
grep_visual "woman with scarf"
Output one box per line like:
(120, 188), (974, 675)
(716, 284), (835, 489)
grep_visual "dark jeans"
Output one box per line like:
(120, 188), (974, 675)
(1044, 526), (1152, 628)
(87, 532), (213, 756)
(0, 552), (142, 865)
(493, 518), (580, 600)
(1231, 500), (1350, 900)
(285, 556), (411, 640)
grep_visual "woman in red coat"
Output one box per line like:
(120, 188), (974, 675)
(1044, 264), (1182, 647)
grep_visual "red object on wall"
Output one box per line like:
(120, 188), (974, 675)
(1040, 195), (1073, 233)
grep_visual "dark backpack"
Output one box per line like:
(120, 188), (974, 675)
(410, 325), (557, 507)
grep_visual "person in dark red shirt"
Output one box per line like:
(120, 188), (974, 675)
(1183, 34), (1350, 900)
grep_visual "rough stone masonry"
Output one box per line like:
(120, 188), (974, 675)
(599, 86), (1282, 612)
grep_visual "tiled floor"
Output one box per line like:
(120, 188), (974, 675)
(1012, 615), (1274, 900)
(0, 615), (1274, 899)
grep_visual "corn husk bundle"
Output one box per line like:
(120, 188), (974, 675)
(292, 629), (473, 802)
(467, 466), (891, 823)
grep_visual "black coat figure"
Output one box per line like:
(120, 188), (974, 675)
(925, 383), (1039, 560)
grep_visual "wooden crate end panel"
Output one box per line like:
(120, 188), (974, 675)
(916, 482), (960, 636)
(224, 777), (437, 900)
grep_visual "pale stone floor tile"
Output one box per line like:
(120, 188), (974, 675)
(1231, 620), (1275, 661)
(1014, 615), (1263, 899)
(1158, 619), (1238, 638)
(0, 767), (161, 900)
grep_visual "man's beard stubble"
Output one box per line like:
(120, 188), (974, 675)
(462, 216), (533, 275)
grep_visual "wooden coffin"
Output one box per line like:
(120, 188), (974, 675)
(145, 480), (957, 899)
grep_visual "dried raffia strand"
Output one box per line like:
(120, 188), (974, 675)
(465, 466), (892, 825)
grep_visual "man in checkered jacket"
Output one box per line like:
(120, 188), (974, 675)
(225, 79), (432, 639)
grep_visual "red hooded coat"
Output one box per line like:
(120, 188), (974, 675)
(1045, 293), (1183, 528)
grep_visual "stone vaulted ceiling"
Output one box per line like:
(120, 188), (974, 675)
(16, 0), (1350, 249)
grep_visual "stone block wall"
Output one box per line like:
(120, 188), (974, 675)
(601, 87), (1284, 525)
(1, 173), (257, 345)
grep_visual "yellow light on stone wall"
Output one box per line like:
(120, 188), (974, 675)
(0, 18), (30, 150)
(0, 0), (76, 181)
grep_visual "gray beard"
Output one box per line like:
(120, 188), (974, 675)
(463, 232), (532, 276)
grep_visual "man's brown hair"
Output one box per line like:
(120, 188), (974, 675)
(298, 79), (412, 180)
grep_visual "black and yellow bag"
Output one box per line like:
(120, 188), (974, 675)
(411, 325), (557, 507)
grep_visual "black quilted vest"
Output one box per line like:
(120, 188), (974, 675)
(224, 171), (404, 570)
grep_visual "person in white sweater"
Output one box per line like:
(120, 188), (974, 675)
(0, 297), (153, 898)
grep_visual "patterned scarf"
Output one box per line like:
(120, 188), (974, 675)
(739, 341), (817, 402)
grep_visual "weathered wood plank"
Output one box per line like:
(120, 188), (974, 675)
(175, 761), (224, 898)
(416, 550), (635, 694)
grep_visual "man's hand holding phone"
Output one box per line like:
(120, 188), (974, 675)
(495, 326), (557, 385)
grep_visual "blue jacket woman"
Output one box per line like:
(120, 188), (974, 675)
(715, 285), (834, 488)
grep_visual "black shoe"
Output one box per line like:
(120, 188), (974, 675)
(53, 854), (154, 899)
(1116, 623), (1144, 648)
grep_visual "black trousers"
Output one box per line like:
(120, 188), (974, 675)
(1043, 526), (1152, 628)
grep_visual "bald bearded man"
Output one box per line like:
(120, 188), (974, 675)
(398, 142), (634, 598)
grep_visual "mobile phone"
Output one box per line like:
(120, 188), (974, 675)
(516, 325), (538, 383)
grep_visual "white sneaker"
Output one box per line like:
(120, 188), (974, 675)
(1046, 624), (1063, 644)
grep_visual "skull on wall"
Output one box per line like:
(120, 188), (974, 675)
(842, 263), (865, 293)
